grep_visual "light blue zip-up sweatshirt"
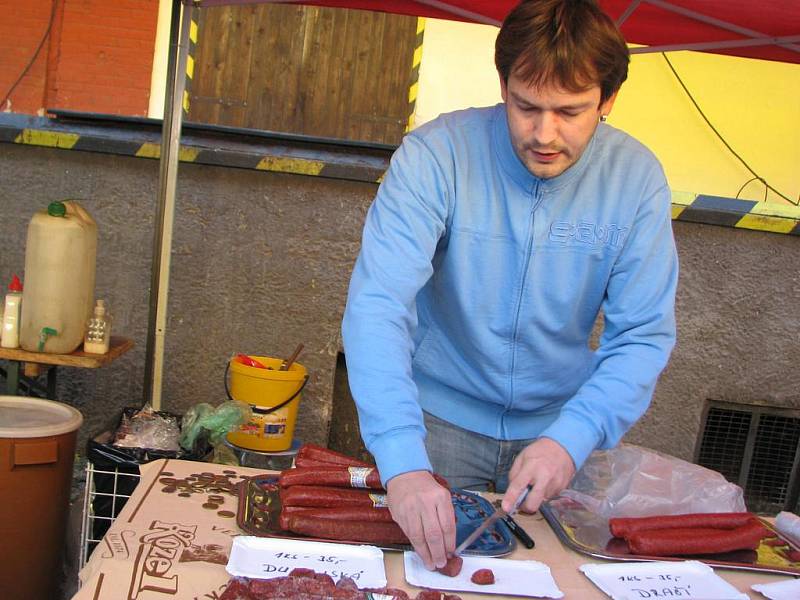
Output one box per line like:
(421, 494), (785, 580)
(342, 103), (678, 486)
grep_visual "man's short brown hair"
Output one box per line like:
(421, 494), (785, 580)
(495, 0), (629, 103)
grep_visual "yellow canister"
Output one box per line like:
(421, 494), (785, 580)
(226, 355), (307, 452)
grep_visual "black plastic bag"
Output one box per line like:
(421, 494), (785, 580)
(85, 407), (211, 555)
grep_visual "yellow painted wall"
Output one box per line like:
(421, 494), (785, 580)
(415, 18), (800, 206)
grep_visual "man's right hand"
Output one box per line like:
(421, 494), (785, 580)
(386, 470), (455, 570)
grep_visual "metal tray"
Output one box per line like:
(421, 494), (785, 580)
(237, 474), (516, 556)
(541, 497), (800, 576)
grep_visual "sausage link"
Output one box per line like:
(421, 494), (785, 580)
(279, 506), (394, 531)
(279, 466), (384, 490)
(627, 519), (769, 556)
(287, 514), (410, 545)
(609, 512), (757, 538)
(296, 444), (372, 468)
(280, 485), (388, 509)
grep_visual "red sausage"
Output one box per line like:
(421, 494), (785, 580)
(296, 444), (373, 468)
(281, 485), (388, 509)
(295, 456), (353, 469)
(287, 513), (410, 545)
(627, 519), (769, 556)
(764, 538), (789, 547)
(279, 466), (384, 490)
(279, 506), (394, 530)
(470, 569), (495, 585)
(609, 512), (756, 538)
(290, 506), (394, 523)
(436, 555), (463, 577)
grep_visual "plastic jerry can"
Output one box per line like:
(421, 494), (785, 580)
(20, 201), (97, 353)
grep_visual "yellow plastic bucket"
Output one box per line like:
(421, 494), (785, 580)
(225, 355), (308, 452)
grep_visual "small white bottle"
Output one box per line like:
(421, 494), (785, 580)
(1, 274), (23, 349)
(84, 299), (111, 354)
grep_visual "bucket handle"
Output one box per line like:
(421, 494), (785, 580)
(224, 360), (309, 415)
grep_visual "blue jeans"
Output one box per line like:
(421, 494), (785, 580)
(423, 411), (535, 493)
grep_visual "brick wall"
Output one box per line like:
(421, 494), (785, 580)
(0, 1), (54, 113)
(0, 0), (159, 116)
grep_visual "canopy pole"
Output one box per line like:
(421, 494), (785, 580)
(143, 0), (194, 410)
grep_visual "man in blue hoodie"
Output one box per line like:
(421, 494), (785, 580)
(342, 0), (678, 570)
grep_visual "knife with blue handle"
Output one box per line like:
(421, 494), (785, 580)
(453, 484), (533, 555)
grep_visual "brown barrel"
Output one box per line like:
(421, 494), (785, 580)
(0, 396), (83, 600)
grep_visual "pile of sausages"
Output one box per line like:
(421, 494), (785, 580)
(608, 512), (771, 556)
(277, 444), (413, 545)
(219, 568), (464, 600)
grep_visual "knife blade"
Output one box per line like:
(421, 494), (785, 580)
(454, 484), (533, 556)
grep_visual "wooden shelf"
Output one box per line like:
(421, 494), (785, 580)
(0, 336), (134, 369)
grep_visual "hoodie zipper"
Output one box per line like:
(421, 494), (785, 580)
(507, 181), (545, 413)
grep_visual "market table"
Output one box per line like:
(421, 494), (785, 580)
(74, 458), (793, 599)
(0, 335), (133, 398)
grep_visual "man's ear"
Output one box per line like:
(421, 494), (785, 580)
(499, 71), (508, 103)
(599, 90), (619, 117)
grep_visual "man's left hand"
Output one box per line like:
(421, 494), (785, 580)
(501, 437), (575, 514)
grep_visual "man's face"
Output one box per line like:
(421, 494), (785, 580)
(500, 72), (617, 179)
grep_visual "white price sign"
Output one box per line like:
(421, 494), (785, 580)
(226, 536), (387, 589)
(580, 560), (749, 600)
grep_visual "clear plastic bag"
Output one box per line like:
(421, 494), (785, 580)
(560, 443), (746, 518)
(112, 404), (181, 453)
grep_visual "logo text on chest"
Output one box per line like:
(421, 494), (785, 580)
(548, 221), (628, 248)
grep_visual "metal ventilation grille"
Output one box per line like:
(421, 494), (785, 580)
(696, 406), (752, 483)
(696, 402), (800, 515)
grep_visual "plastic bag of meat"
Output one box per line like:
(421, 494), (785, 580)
(560, 443), (746, 519)
(219, 569), (464, 600)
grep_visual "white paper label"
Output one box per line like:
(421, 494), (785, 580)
(369, 492), (388, 508)
(580, 561), (749, 600)
(348, 466), (372, 488)
(227, 536), (387, 588)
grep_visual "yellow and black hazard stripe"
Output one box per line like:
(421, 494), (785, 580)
(671, 191), (800, 236)
(405, 17), (425, 133)
(3, 118), (799, 235)
(2, 121), (388, 182)
(183, 6), (198, 115)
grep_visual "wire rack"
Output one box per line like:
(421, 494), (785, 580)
(79, 462), (141, 569)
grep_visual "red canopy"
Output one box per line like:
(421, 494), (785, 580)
(198, 0), (800, 65)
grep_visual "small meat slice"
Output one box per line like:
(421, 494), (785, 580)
(415, 592), (464, 600)
(364, 587), (411, 599)
(470, 568), (495, 585)
(219, 578), (253, 600)
(435, 555), (463, 577)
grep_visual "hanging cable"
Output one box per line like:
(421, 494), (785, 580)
(1, 0), (58, 110)
(661, 53), (797, 206)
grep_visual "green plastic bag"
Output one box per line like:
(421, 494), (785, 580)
(179, 400), (252, 451)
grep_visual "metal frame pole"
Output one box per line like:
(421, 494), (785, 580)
(143, 0), (194, 410)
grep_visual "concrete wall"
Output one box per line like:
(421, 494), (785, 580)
(0, 143), (374, 451)
(1, 142), (799, 464)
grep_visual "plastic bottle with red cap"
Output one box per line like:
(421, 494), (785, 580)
(1, 274), (23, 348)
